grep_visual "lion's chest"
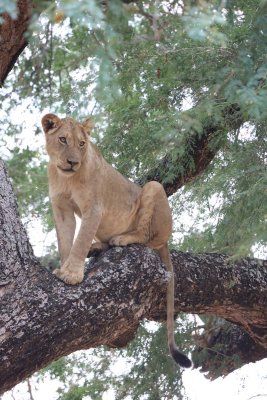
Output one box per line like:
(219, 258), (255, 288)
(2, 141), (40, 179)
(67, 185), (138, 242)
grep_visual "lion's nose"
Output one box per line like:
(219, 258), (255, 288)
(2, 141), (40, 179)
(67, 159), (79, 167)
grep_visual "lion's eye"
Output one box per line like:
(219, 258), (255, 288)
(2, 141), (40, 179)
(79, 141), (85, 147)
(59, 136), (67, 144)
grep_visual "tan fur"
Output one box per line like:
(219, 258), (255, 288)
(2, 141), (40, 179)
(42, 113), (191, 368)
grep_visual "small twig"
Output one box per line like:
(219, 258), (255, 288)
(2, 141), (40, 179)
(27, 378), (35, 400)
(152, 0), (161, 41)
(10, 389), (16, 400)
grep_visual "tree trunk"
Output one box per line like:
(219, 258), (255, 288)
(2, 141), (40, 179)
(0, 3), (267, 395)
(0, 1), (33, 85)
(0, 160), (267, 395)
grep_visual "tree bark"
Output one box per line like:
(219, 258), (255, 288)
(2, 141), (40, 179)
(192, 318), (267, 380)
(0, 2), (266, 394)
(0, 1), (33, 85)
(0, 160), (267, 394)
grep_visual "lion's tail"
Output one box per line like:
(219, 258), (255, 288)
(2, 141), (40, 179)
(158, 244), (192, 368)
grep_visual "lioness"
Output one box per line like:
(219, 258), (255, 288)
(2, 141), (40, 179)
(42, 113), (191, 368)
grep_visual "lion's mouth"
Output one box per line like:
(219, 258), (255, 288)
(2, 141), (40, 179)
(57, 166), (76, 173)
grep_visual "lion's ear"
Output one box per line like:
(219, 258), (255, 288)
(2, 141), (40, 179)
(82, 118), (94, 135)
(42, 114), (62, 134)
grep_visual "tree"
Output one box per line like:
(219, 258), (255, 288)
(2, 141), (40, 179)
(0, 0), (267, 398)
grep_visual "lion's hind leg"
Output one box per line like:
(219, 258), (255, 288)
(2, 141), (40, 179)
(87, 242), (110, 257)
(109, 181), (168, 247)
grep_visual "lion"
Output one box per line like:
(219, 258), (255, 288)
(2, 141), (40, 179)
(41, 113), (191, 368)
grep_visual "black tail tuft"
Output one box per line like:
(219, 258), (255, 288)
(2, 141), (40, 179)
(170, 348), (192, 368)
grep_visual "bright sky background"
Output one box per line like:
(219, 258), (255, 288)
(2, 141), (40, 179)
(3, 357), (267, 399)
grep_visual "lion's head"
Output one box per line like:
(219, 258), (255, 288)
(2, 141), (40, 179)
(42, 114), (94, 177)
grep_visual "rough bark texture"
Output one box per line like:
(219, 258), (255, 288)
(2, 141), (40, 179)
(192, 319), (267, 380)
(0, 0), (32, 85)
(0, 2), (266, 394)
(0, 160), (267, 394)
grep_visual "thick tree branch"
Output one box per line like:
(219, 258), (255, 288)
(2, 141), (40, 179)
(192, 319), (267, 379)
(1, 246), (267, 394)
(1, 160), (267, 394)
(137, 104), (243, 196)
(0, 0), (139, 86)
(0, 1), (33, 85)
(0, 3), (266, 393)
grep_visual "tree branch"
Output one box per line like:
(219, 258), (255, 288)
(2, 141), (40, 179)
(0, 0), (243, 201)
(0, 3), (266, 392)
(192, 319), (267, 379)
(137, 104), (243, 196)
(1, 243), (267, 394)
(0, 157), (266, 392)
(0, 0), (32, 85)
(1, 157), (267, 393)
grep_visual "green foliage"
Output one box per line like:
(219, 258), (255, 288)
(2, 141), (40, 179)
(41, 350), (113, 399)
(42, 319), (193, 400)
(183, 4), (227, 44)
(174, 124), (267, 257)
(39, 243), (60, 271)
(115, 321), (192, 400)
(5, 147), (51, 227)
(2, 0), (267, 396)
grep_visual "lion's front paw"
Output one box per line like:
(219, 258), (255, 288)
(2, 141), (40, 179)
(53, 268), (84, 285)
(53, 259), (84, 285)
(109, 235), (130, 247)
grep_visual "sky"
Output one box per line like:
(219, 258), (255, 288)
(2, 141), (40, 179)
(3, 356), (267, 400)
